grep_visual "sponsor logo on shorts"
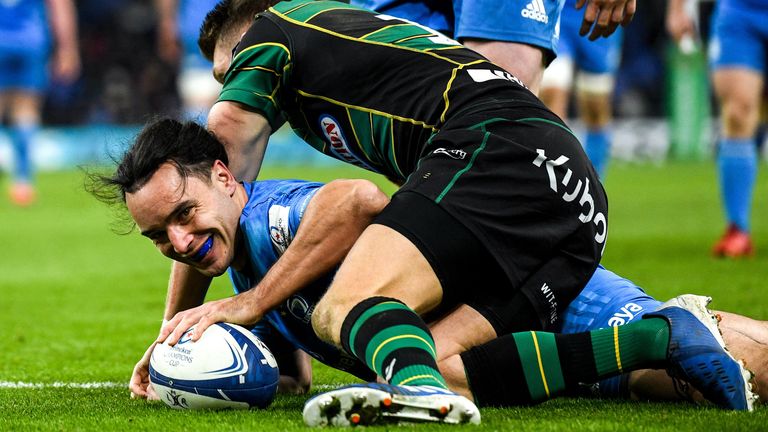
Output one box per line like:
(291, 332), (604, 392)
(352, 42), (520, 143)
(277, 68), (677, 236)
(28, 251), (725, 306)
(540, 282), (559, 325)
(532, 149), (608, 254)
(432, 147), (467, 159)
(522, 0), (549, 23)
(287, 295), (313, 324)
(607, 302), (644, 327)
(467, 69), (526, 89)
(269, 205), (292, 254)
(319, 115), (375, 171)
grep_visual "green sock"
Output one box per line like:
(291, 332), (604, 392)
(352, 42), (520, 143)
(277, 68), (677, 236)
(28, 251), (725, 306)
(340, 297), (447, 388)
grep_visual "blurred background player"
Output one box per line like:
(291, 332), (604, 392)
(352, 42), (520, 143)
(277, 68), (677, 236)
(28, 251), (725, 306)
(668, 0), (766, 258)
(351, 0), (634, 95)
(155, 0), (221, 122)
(0, 0), (80, 206)
(540, 0), (623, 178)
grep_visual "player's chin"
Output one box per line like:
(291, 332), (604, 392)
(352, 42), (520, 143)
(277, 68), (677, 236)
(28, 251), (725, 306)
(193, 258), (230, 277)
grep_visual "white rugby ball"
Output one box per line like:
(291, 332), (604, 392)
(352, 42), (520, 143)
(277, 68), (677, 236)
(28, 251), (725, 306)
(149, 322), (279, 410)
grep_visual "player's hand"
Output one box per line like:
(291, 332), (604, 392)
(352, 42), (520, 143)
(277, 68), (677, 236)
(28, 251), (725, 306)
(665, 3), (696, 43)
(575, 0), (636, 41)
(129, 341), (160, 401)
(157, 295), (263, 346)
(51, 47), (80, 83)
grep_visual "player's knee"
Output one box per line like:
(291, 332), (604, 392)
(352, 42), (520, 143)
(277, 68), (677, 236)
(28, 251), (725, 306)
(581, 104), (611, 127)
(722, 100), (760, 136)
(311, 297), (342, 345)
(340, 179), (389, 218)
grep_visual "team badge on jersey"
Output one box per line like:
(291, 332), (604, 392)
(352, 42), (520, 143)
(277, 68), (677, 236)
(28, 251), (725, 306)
(318, 115), (375, 171)
(268, 205), (292, 254)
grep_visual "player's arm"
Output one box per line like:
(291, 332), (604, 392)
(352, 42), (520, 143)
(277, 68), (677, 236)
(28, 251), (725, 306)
(159, 179), (390, 344)
(129, 263), (212, 400)
(665, 0), (696, 44)
(45, 0), (80, 82)
(575, 0), (636, 41)
(277, 350), (313, 395)
(154, 0), (180, 63)
(207, 101), (272, 182)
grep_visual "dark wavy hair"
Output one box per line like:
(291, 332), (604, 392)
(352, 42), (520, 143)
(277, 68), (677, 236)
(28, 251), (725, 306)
(86, 118), (228, 210)
(198, 0), (279, 61)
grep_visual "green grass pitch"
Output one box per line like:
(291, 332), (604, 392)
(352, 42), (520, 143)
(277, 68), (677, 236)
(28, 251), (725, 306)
(1, 161), (767, 430)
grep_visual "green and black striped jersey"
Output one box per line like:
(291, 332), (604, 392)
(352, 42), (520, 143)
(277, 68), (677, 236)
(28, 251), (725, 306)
(219, 0), (537, 181)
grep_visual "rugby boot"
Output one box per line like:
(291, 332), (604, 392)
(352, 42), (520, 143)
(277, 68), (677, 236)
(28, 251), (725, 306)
(646, 294), (757, 411)
(9, 182), (36, 207)
(303, 383), (480, 426)
(712, 224), (754, 258)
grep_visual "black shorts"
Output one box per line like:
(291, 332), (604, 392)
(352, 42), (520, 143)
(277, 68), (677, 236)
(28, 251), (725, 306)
(373, 107), (608, 333)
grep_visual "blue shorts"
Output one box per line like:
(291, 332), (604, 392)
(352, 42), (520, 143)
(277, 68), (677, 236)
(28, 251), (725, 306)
(709, 0), (768, 73)
(353, 0), (564, 59)
(0, 45), (48, 92)
(453, 0), (564, 58)
(557, 4), (623, 74)
(558, 266), (662, 334)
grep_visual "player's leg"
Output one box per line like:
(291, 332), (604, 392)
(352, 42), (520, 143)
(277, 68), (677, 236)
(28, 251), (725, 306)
(8, 90), (42, 206)
(572, 22), (622, 179)
(453, 0), (564, 94)
(709, 3), (766, 257)
(539, 54), (573, 119)
(717, 311), (768, 399)
(626, 310), (768, 403)
(445, 295), (755, 410)
(2, 47), (47, 206)
(711, 69), (763, 257)
(306, 221), (483, 426)
(464, 40), (547, 94)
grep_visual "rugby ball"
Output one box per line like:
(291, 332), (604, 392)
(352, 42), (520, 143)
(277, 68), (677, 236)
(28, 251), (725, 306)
(149, 322), (279, 410)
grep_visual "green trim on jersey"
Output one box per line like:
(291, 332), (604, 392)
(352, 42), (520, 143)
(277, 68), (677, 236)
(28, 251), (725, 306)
(271, 0), (361, 22)
(346, 108), (381, 166)
(515, 117), (576, 138)
(219, 42), (291, 129)
(270, 7), (467, 65)
(435, 131), (490, 203)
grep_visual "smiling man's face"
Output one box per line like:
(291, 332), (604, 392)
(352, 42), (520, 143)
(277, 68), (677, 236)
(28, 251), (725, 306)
(126, 161), (243, 277)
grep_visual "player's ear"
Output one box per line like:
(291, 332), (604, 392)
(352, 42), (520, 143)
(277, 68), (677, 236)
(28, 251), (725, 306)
(211, 160), (237, 192)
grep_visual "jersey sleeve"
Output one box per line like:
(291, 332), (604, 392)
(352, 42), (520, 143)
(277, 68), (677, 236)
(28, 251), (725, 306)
(264, 181), (322, 256)
(240, 180), (323, 280)
(218, 14), (291, 131)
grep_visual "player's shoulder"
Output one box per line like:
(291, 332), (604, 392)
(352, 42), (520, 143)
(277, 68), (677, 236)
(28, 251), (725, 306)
(243, 179), (323, 209)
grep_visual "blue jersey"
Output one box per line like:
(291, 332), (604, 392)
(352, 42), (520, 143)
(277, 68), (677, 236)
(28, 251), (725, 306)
(0, 0), (50, 91)
(350, 0), (564, 59)
(0, 0), (49, 51)
(229, 180), (376, 380)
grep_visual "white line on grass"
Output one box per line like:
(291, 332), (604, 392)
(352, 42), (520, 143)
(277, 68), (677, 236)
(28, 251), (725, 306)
(0, 381), (126, 389)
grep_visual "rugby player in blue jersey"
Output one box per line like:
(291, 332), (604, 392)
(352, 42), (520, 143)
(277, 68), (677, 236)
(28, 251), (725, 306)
(350, 0), (635, 94)
(0, 0), (79, 206)
(90, 119), (761, 425)
(668, 0), (767, 258)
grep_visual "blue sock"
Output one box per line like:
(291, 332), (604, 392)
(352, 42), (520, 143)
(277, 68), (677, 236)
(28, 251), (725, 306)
(9, 124), (38, 183)
(717, 138), (757, 232)
(585, 128), (611, 178)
